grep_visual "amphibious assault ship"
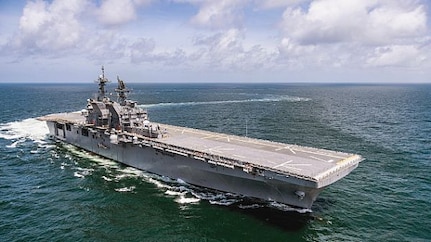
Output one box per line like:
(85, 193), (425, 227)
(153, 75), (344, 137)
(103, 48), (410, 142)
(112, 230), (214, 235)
(38, 67), (363, 209)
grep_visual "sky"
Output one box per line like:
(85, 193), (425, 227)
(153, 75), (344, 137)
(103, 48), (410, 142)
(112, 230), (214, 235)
(0, 0), (430, 83)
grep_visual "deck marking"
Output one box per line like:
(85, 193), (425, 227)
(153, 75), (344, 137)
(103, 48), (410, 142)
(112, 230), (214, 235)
(163, 124), (350, 173)
(273, 160), (293, 169)
(275, 146), (297, 154)
(310, 155), (331, 162)
(272, 160), (312, 172)
(166, 124), (348, 159)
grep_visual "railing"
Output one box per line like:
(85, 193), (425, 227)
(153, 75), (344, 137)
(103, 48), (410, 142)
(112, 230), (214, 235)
(118, 131), (318, 183)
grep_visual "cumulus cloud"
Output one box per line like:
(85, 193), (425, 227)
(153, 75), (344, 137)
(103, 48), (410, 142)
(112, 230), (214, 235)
(5, 0), (154, 57)
(14, 0), (88, 53)
(367, 4), (426, 43)
(97, 0), (136, 26)
(97, 0), (152, 26)
(280, 0), (427, 45)
(191, 29), (276, 70)
(179, 0), (248, 29)
(257, 0), (310, 9)
(277, 0), (429, 69)
(366, 45), (426, 67)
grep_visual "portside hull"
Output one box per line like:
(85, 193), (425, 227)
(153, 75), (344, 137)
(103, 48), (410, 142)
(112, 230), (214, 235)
(46, 121), (322, 208)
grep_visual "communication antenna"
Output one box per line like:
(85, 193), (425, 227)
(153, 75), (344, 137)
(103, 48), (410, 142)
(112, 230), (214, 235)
(115, 75), (130, 105)
(97, 66), (109, 101)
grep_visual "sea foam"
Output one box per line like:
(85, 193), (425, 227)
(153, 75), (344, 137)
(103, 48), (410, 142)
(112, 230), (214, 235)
(0, 118), (49, 144)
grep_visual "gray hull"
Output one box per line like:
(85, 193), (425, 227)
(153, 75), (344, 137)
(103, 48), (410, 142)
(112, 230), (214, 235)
(46, 121), (324, 208)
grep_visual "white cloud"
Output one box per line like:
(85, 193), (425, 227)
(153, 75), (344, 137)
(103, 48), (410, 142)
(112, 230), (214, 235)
(129, 38), (156, 63)
(82, 32), (130, 61)
(280, 0), (427, 45)
(367, 4), (427, 44)
(277, 37), (363, 69)
(184, 0), (248, 29)
(366, 45), (426, 67)
(4, 0), (155, 58)
(14, 0), (88, 53)
(191, 28), (276, 71)
(97, 0), (137, 26)
(192, 29), (244, 67)
(257, 0), (310, 9)
(277, 0), (429, 69)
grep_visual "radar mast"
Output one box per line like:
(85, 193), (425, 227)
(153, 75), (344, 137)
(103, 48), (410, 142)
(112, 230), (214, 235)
(97, 66), (109, 101)
(115, 76), (130, 105)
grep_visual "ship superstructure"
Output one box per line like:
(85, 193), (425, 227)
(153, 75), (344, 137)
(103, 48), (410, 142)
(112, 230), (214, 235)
(38, 67), (363, 209)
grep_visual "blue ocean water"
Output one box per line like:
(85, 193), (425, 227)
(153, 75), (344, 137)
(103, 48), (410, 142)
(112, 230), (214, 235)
(0, 83), (430, 241)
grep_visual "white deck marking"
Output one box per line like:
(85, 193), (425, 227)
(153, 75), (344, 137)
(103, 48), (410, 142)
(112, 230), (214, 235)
(275, 146), (297, 154)
(273, 160), (293, 169)
(310, 156), (330, 162)
(273, 160), (312, 172)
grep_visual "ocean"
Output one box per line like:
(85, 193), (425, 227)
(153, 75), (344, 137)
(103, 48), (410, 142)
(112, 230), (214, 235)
(0, 83), (430, 241)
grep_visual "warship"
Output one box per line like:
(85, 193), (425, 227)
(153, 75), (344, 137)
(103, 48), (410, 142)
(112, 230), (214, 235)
(38, 67), (363, 209)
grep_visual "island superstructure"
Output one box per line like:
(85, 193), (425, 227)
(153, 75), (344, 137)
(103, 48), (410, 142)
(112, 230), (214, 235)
(38, 67), (363, 209)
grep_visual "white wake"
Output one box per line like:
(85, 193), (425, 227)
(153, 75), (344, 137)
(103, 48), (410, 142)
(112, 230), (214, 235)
(141, 96), (311, 109)
(0, 118), (50, 147)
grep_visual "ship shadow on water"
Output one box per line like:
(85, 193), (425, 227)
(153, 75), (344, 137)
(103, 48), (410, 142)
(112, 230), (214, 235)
(223, 199), (314, 232)
(311, 196), (337, 212)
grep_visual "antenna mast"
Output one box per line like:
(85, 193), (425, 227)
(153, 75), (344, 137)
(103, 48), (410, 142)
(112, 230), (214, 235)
(115, 76), (130, 105)
(97, 66), (109, 101)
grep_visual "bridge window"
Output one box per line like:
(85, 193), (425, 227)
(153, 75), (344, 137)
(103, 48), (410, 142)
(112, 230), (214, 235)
(81, 128), (89, 137)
